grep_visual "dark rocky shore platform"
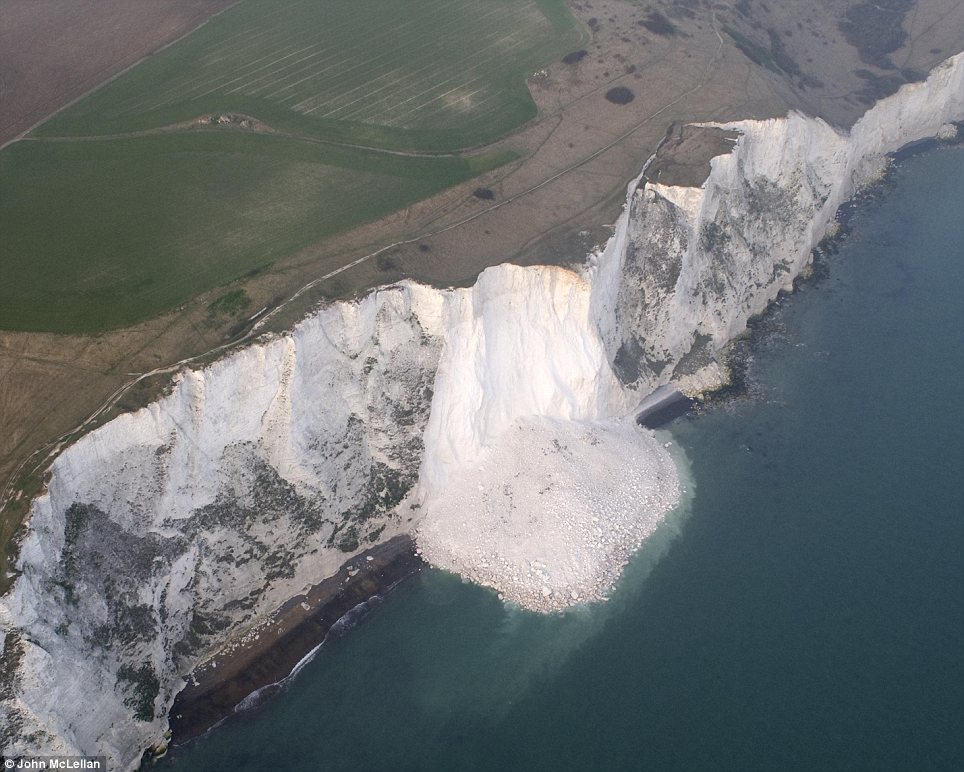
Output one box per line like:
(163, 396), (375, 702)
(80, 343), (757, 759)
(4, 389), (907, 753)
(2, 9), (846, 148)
(168, 534), (422, 744)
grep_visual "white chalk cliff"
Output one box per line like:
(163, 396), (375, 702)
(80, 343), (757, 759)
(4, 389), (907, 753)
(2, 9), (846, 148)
(2, 51), (962, 770)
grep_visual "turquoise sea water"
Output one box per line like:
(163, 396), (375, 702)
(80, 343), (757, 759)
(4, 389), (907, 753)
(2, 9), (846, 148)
(163, 146), (964, 771)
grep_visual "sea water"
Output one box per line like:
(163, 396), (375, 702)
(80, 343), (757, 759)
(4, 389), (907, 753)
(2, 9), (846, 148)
(162, 146), (964, 771)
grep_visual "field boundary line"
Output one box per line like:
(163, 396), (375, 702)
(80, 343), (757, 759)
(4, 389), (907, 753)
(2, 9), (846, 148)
(0, 1), (242, 152)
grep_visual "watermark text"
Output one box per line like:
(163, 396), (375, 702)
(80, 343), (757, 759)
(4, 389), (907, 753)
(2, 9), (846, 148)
(2, 758), (107, 771)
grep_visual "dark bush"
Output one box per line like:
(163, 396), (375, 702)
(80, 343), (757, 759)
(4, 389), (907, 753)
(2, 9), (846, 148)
(640, 12), (676, 35)
(605, 87), (635, 105)
(117, 663), (160, 722)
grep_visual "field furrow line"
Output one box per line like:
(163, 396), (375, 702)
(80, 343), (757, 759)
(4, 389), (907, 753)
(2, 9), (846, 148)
(386, 37), (530, 125)
(185, 42), (332, 102)
(303, 25), (515, 118)
(283, 8), (508, 115)
(336, 32), (525, 122)
(251, 19), (428, 101)
(130, 41), (308, 113)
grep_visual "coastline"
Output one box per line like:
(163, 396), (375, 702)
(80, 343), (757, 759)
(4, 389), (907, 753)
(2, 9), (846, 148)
(167, 534), (422, 746)
(3, 51), (962, 771)
(822, 119), (963, 256)
(702, 120), (964, 409)
(151, 139), (964, 772)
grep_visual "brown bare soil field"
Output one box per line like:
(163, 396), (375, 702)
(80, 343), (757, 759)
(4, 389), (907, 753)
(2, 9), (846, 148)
(0, 0), (236, 146)
(2, 0), (964, 578)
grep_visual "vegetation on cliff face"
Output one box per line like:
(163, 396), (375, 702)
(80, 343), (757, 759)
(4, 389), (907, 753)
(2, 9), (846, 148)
(117, 663), (160, 722)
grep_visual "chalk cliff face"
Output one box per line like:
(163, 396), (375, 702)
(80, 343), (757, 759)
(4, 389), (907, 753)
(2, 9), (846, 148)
(595, 53), (964, 394)
(0, 285), (447, 764)
(416, 265), (680, 611)
(2, 52), (962, 770)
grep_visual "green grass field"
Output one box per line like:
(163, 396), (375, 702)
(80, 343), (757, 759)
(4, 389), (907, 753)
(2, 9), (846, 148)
(2, 0), (582, 334)
(0, 134), (511, 333)
(36, 0), (583, 150)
